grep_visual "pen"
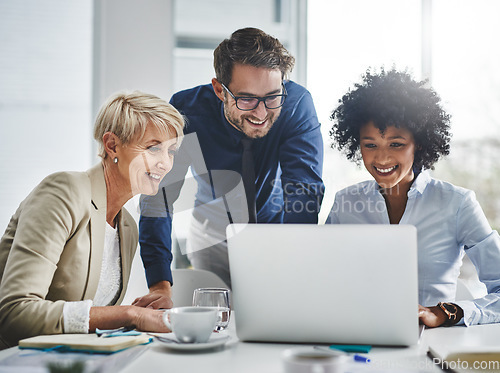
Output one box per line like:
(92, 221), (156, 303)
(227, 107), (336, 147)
(353, 354), (371, 363)
(96, 326), (135, 337)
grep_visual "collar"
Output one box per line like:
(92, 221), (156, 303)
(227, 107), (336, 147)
(361, 169), (431, 196)
(408, 169), (431, 196)
(362, 180), (379, 195)
(86, 163), (107, 212)
(82, 162), (108, 300)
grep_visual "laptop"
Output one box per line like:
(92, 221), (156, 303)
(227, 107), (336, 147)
(226, 224), (420, 346)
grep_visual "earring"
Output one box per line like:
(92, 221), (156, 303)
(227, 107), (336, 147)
(113, 157), (118, 164)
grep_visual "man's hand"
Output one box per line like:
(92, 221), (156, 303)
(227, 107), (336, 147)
(132, 281), (173, 309)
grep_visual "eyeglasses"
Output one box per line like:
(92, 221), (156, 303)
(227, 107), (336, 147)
(220, 82), (287, 111)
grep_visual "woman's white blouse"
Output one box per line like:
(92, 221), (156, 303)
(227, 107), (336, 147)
(62, 223), (122, 333)
(327, 171), (500, 326)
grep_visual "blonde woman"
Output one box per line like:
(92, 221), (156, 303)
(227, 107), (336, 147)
(0, 91), (184, 348)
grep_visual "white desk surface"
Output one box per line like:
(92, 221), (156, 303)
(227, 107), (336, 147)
(1, 318), (499, 373)
(121, 319), (434, 373)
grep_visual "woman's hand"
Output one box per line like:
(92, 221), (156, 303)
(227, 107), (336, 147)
(418, 304), (448, 327)
(419, 303), (464, 328)
(89, 305), (171, 333)
(132, 281), (173, 309)
(129, 307), (171, 333)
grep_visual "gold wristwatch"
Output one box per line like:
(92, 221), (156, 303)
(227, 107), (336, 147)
(438, 302), (459, 326)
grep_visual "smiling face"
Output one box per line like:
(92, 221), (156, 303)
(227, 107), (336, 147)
(359, 122), (416, 193)
(216, 64), (283, 139)
(117, 124), (178, 196)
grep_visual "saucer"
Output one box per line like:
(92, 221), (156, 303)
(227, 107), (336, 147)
(151, 333), (230, 351)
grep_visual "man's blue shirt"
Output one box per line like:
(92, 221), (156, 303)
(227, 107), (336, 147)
(139, 81), (324, 286)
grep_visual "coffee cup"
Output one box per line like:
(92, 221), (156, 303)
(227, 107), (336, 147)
(282, 347), (346, 373)
(162, 306), (218, 343)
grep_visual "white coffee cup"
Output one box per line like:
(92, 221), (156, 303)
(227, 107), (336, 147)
(162, 306), (218, 343)
(282, 348), (346, 373)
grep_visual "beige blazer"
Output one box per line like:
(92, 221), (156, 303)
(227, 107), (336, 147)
(0, 164), (138, 348)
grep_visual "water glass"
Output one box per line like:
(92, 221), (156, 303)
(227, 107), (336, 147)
(192, 288), (231, 331)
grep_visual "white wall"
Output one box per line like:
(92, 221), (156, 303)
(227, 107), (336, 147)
(93, 0), (175, 113)
(0, 0), (93, 231)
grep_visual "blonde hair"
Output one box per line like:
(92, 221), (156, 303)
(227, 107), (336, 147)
(94, 91), (185, 158)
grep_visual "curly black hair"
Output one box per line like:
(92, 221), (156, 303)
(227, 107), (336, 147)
(330, 68), (451, 171)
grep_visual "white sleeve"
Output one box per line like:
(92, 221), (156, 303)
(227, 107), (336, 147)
(62, 300), (93, 333)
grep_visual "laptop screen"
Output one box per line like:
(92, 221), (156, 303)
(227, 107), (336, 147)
(227, 224), (419, 346)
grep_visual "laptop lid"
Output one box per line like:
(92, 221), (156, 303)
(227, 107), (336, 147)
(226, 224), (419, 346)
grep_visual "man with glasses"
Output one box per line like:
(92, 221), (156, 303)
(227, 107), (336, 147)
(135, 28), (324, 307)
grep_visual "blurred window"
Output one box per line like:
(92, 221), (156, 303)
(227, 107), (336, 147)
(308, 0), (500, 229)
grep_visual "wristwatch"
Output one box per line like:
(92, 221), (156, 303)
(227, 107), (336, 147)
(437, 302), (459, 326)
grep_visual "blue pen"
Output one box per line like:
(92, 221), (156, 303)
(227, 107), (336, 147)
(353, 354), (370, 363)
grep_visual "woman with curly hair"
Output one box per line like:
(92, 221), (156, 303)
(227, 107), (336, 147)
(327, 68), (500, 328)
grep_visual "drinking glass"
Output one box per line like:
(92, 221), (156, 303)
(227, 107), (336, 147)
(192, 288), (231, 331)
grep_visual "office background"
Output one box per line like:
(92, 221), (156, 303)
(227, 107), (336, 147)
(1, 0), (499, 298)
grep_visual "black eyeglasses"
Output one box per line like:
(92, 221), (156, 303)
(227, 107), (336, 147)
(220, 82), (287, 111)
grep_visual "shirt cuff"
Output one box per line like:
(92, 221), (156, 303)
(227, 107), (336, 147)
(63, 300), (93, 333)
(455, 300), (478, 326)
(145, 260), (174, 287)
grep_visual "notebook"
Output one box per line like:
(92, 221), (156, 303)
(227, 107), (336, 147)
(426, 324), (500, 373)
(18, 333), (152, 354)
(428, 344), (500, 372)
(226, 224), (420, 346)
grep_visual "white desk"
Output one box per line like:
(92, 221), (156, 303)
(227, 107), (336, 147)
(121, 321), (429, 373)
(121, 321), (500, 373)
(2, 321), (500, 372)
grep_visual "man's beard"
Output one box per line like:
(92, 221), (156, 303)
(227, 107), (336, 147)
(223, 102), (278, 139)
